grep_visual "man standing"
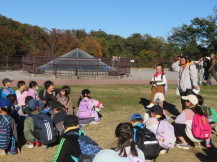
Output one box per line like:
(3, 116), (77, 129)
(172, 53), (199, 110)
(204, 54), (217, 85)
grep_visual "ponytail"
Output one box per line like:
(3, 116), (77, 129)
(77, 89), (91, 106)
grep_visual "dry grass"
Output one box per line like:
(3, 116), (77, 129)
(1, 84), (217, 162)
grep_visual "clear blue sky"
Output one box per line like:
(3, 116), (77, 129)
(0, 0), (216, 38)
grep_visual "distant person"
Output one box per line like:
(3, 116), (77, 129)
(0, 78), (15, 98)
(203, 54), (217, 85)
(39, 81), (57, 103)
(172, 53), (199, 110)
(93, 122), (145, 162)
(56, 86), (73, 115)
(27, 81), (39, 99)
(147, 64), (167, 108)
(203, 57), (211, 84)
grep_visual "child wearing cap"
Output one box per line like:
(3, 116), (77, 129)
(173, 94), (201, 149)
(0, 78), (15, 98)
(53, 115), (81, 162)
(0, 98), (18, 156)
(147, 64), (167, 108)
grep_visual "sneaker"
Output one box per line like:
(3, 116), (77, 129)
(35, 141), (41, 147)
(206, 144), (212, 148)
(176, 143), (190, 150)
(0, 149), (6, 156)
(9, 148), (18, 155)
(90, 121), (100, 125)
(160, 149), (167, 154)
(25, 142), (34, 149)
(194, 142), (201, 149)
(147, 103), (154, 108)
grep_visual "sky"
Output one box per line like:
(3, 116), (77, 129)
(0, 0), (216, 38)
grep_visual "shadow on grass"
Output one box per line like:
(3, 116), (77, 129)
(163, 101), (180, 116)
(195, 148), (217, 162)
(138, 98), (180, 117)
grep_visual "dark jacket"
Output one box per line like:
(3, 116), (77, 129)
(53, 129), (81, 162)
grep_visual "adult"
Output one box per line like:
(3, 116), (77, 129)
(203, 57), (211, 84)
(204, 54), (217, 85)
(172, 53), (199, 110)
(38, 80), (57, 103)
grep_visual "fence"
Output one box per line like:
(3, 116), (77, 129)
(22, 56), (131, 77)
(0, 55), (23, 70)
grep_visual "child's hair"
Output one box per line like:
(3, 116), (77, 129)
(115, 122), (138, 157)
(44, 80), (54, 90)
(60, 86), (71, 96)
(131, 118), (143, 123)
(194, 95), (205, 116)
(196, 94), (204, 106)
(63, 115), (79, 129)
(77, 89), (91, 106)
(17, 80), (26, 88)
(157, 63), (164, 72)
(46, 97), (57, 107)
(7, 94), (17, 104)
(29, 81), (38, 88)
(25, 96), (33, 105)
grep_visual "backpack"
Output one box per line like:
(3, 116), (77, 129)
(30, 113), (57, 145)
(0, 115), (11, 150)
(68, 130), (101, 162)
(192, 114), (211, 139)
(43, 89), (56, 99)
(134, 126), (159, 160)
(156, 120), (176, 149)
(77, 99), (93, 119)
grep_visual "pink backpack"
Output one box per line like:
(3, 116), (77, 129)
(77, 99), (93, 119)
(192, 114), (211, 139)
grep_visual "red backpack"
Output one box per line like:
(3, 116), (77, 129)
(192, 114), (211, 139)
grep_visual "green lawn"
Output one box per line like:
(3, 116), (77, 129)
(2, 84), (217, 162)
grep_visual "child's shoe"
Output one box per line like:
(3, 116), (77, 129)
(9, 148), (18, 155)
(35, 141), (41, 147)
(25, 142), (34, 149)
(147, 103), (154, 108)
(176, 143), (190, 150)
(206, 144), (212, 148)
(0, 149), (6, 156)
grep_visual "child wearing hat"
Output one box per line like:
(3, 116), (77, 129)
(0, 78), (15, 98)
(53, 115), (81, 162)
(173, 95), (202, 149)
(0, 98), (18, 156)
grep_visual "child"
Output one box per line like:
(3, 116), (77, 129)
(93, 122), (145, 162)
(0, 98), (18, 155)
(53, 115), (81, 162)
(0, 78), (15, 98)
(173, 95), (201, 149)
(146, 105), (176, 154)
(27, 81), (39, 99)
(56, 86), (73, 115)
(77, 89), (103, 125)
(15, 81), (28, 107)
(147, 64), (167, 108)
(51, 101), (67, 136)
(131, 113), (159, 161)
(39, 80), (57, 103)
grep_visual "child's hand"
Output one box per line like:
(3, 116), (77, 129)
(17, 148), (21, 153)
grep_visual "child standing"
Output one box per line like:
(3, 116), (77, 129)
(56, 86), (73, 115)
(0, 78), (15, 98)
(27, 81), (39, 99)
(0, 98), (18, 155)
(147, 64), (167, 108)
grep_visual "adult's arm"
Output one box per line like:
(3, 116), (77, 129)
(172, 61), (181, 72)
(189, 64), (198, 87)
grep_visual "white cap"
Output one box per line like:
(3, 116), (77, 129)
(154, 92), (165, 103)
(182, 95), (198, 105)
(206, 57), (211, 60)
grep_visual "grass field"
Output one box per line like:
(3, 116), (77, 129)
(1, 84), (217, 162)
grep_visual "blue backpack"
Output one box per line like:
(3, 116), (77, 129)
(0, 115), (11, 150)
(30, 113), (57, 145)
(68, 130), (101, 162)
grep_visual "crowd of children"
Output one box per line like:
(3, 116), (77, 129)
(0, 61), (217, 162)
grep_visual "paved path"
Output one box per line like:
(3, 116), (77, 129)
(0, 69), (215, 86)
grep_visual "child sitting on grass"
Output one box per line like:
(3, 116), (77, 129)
(53, 115), (81, 162)
(56, 86), (73, 115)
(15, 80), (27, 107)
(0, 78), (15, 98)
(0, 98), (18, 156)
(27, 81), (39, 99)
